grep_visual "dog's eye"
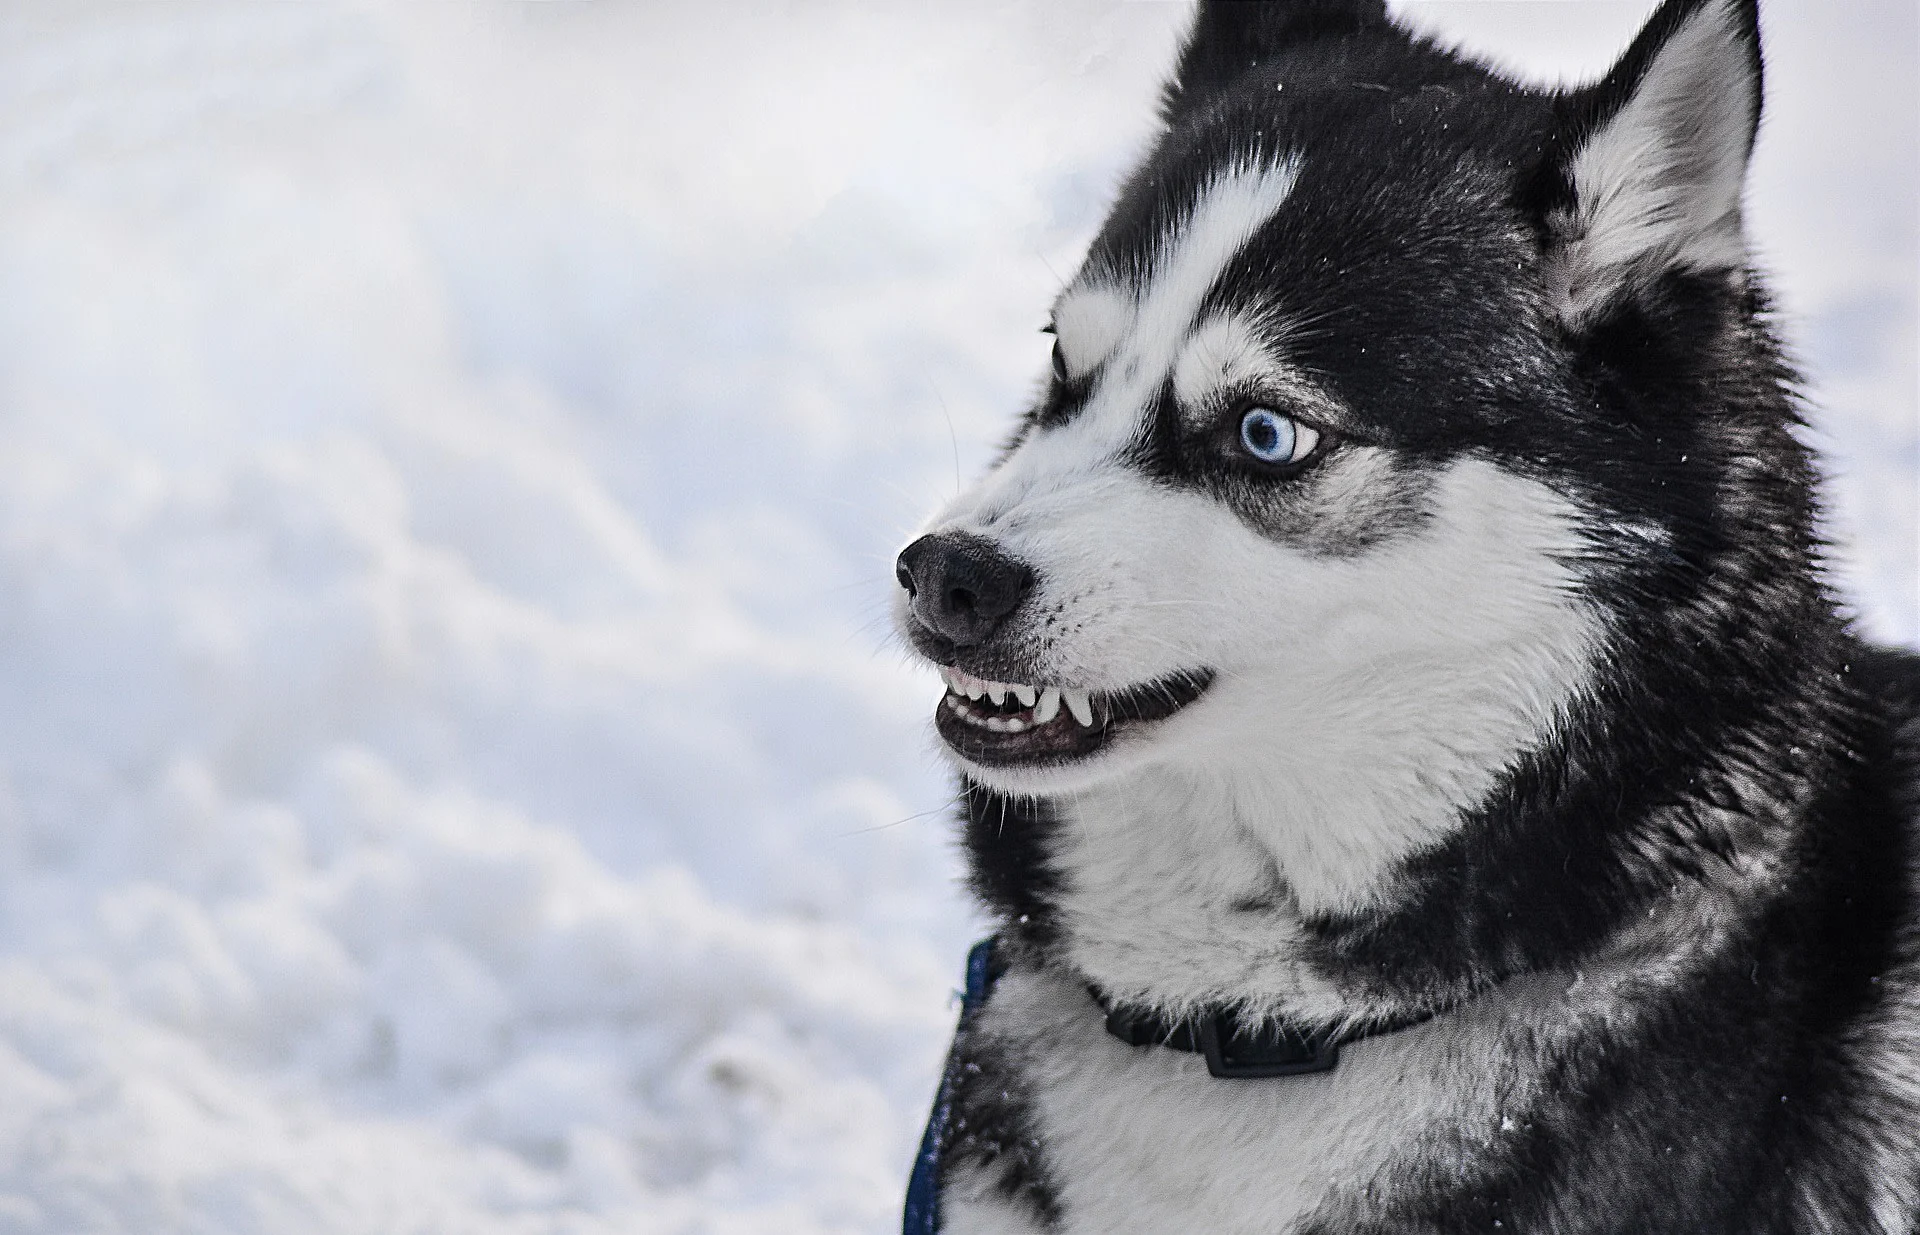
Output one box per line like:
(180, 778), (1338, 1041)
(1050, 339), (1069, 383)
(1238, 407), (1319, 466)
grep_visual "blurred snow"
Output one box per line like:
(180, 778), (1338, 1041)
(0, 2), (1905, 1231)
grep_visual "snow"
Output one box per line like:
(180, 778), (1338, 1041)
(0, 2), (1906, 1232)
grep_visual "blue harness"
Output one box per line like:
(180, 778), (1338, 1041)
(902, 936), (997, 1235)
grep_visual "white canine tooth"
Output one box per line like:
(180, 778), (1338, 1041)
(1064, 688), (1094, 727)
(961, 673), (984, 700)
(1034, 687), (1061, 724)
(940, 668), (961, 694)
(1012, 684), (1037, 708)
(986, 681), (1007, 706)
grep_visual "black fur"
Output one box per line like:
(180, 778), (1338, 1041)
(1162, 0), (1393, 126)
(959, 779), (1064, 952)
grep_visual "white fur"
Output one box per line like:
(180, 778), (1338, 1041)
(943, 960), (1498, 1234)
(1553, 0), (1756, 321)
(946, 913), (1739, 1235)
(939, 959), (1504, 1234)
(1051, 285), (1132, 382)
(941, 1184), (1041, 1235)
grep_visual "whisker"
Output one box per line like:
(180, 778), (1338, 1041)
(835, 795), (966, 838)
(929, 378), (964, 492)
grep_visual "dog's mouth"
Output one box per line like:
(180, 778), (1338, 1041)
(933, 667), (1214, 767)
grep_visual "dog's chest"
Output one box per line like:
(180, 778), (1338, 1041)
(944, 965), (1515, 1235)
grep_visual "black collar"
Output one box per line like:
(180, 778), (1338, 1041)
(1091, 986), (1437, 1079)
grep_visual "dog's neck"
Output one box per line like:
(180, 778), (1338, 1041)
(1039, 769), (1382, 1025)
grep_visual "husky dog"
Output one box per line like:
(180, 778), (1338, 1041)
(891, 1), (1920, 1231)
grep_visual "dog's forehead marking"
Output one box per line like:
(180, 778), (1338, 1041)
(1051, 286), (1131, 381)
(1171, 311), (1341, 433)
(1053, 155), (1302, 447)
(1171, 312), (1268, 411)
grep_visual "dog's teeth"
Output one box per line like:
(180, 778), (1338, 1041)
(1034, 687), (1061, 724)
(1012, 684), (1037, 708)
(1064, 688), (1094, 727)
(940, 668), (962, 694)
(961, 674), (985, 700)
(986, 681), (1007, 706)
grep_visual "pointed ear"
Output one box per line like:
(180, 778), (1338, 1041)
(1542, 0), (1763, 325)
(1163, 0), (1391, 121)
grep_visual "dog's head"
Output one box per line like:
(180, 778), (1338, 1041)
(896, 0), (1797, 857)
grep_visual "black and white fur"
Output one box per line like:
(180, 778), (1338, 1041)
(892, 1), (1920, 1231)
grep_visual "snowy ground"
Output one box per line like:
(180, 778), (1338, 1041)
(0, 3), (1907, 1232)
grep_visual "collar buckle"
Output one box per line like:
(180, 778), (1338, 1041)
(1196, 1011), (1339, 1078)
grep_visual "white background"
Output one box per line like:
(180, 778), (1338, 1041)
(0, 2), (1908, 1231)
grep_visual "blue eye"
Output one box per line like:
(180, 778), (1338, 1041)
(1238, 407), (1318, 465)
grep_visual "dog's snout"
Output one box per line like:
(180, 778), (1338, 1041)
(896, 532), (1033, 648)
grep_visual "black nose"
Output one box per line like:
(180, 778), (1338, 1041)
(895, 532), (1034, 648)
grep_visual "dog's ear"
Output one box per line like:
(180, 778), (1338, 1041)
(1538, 0), (1762, 325)
(1163, 0), (1391, 122)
